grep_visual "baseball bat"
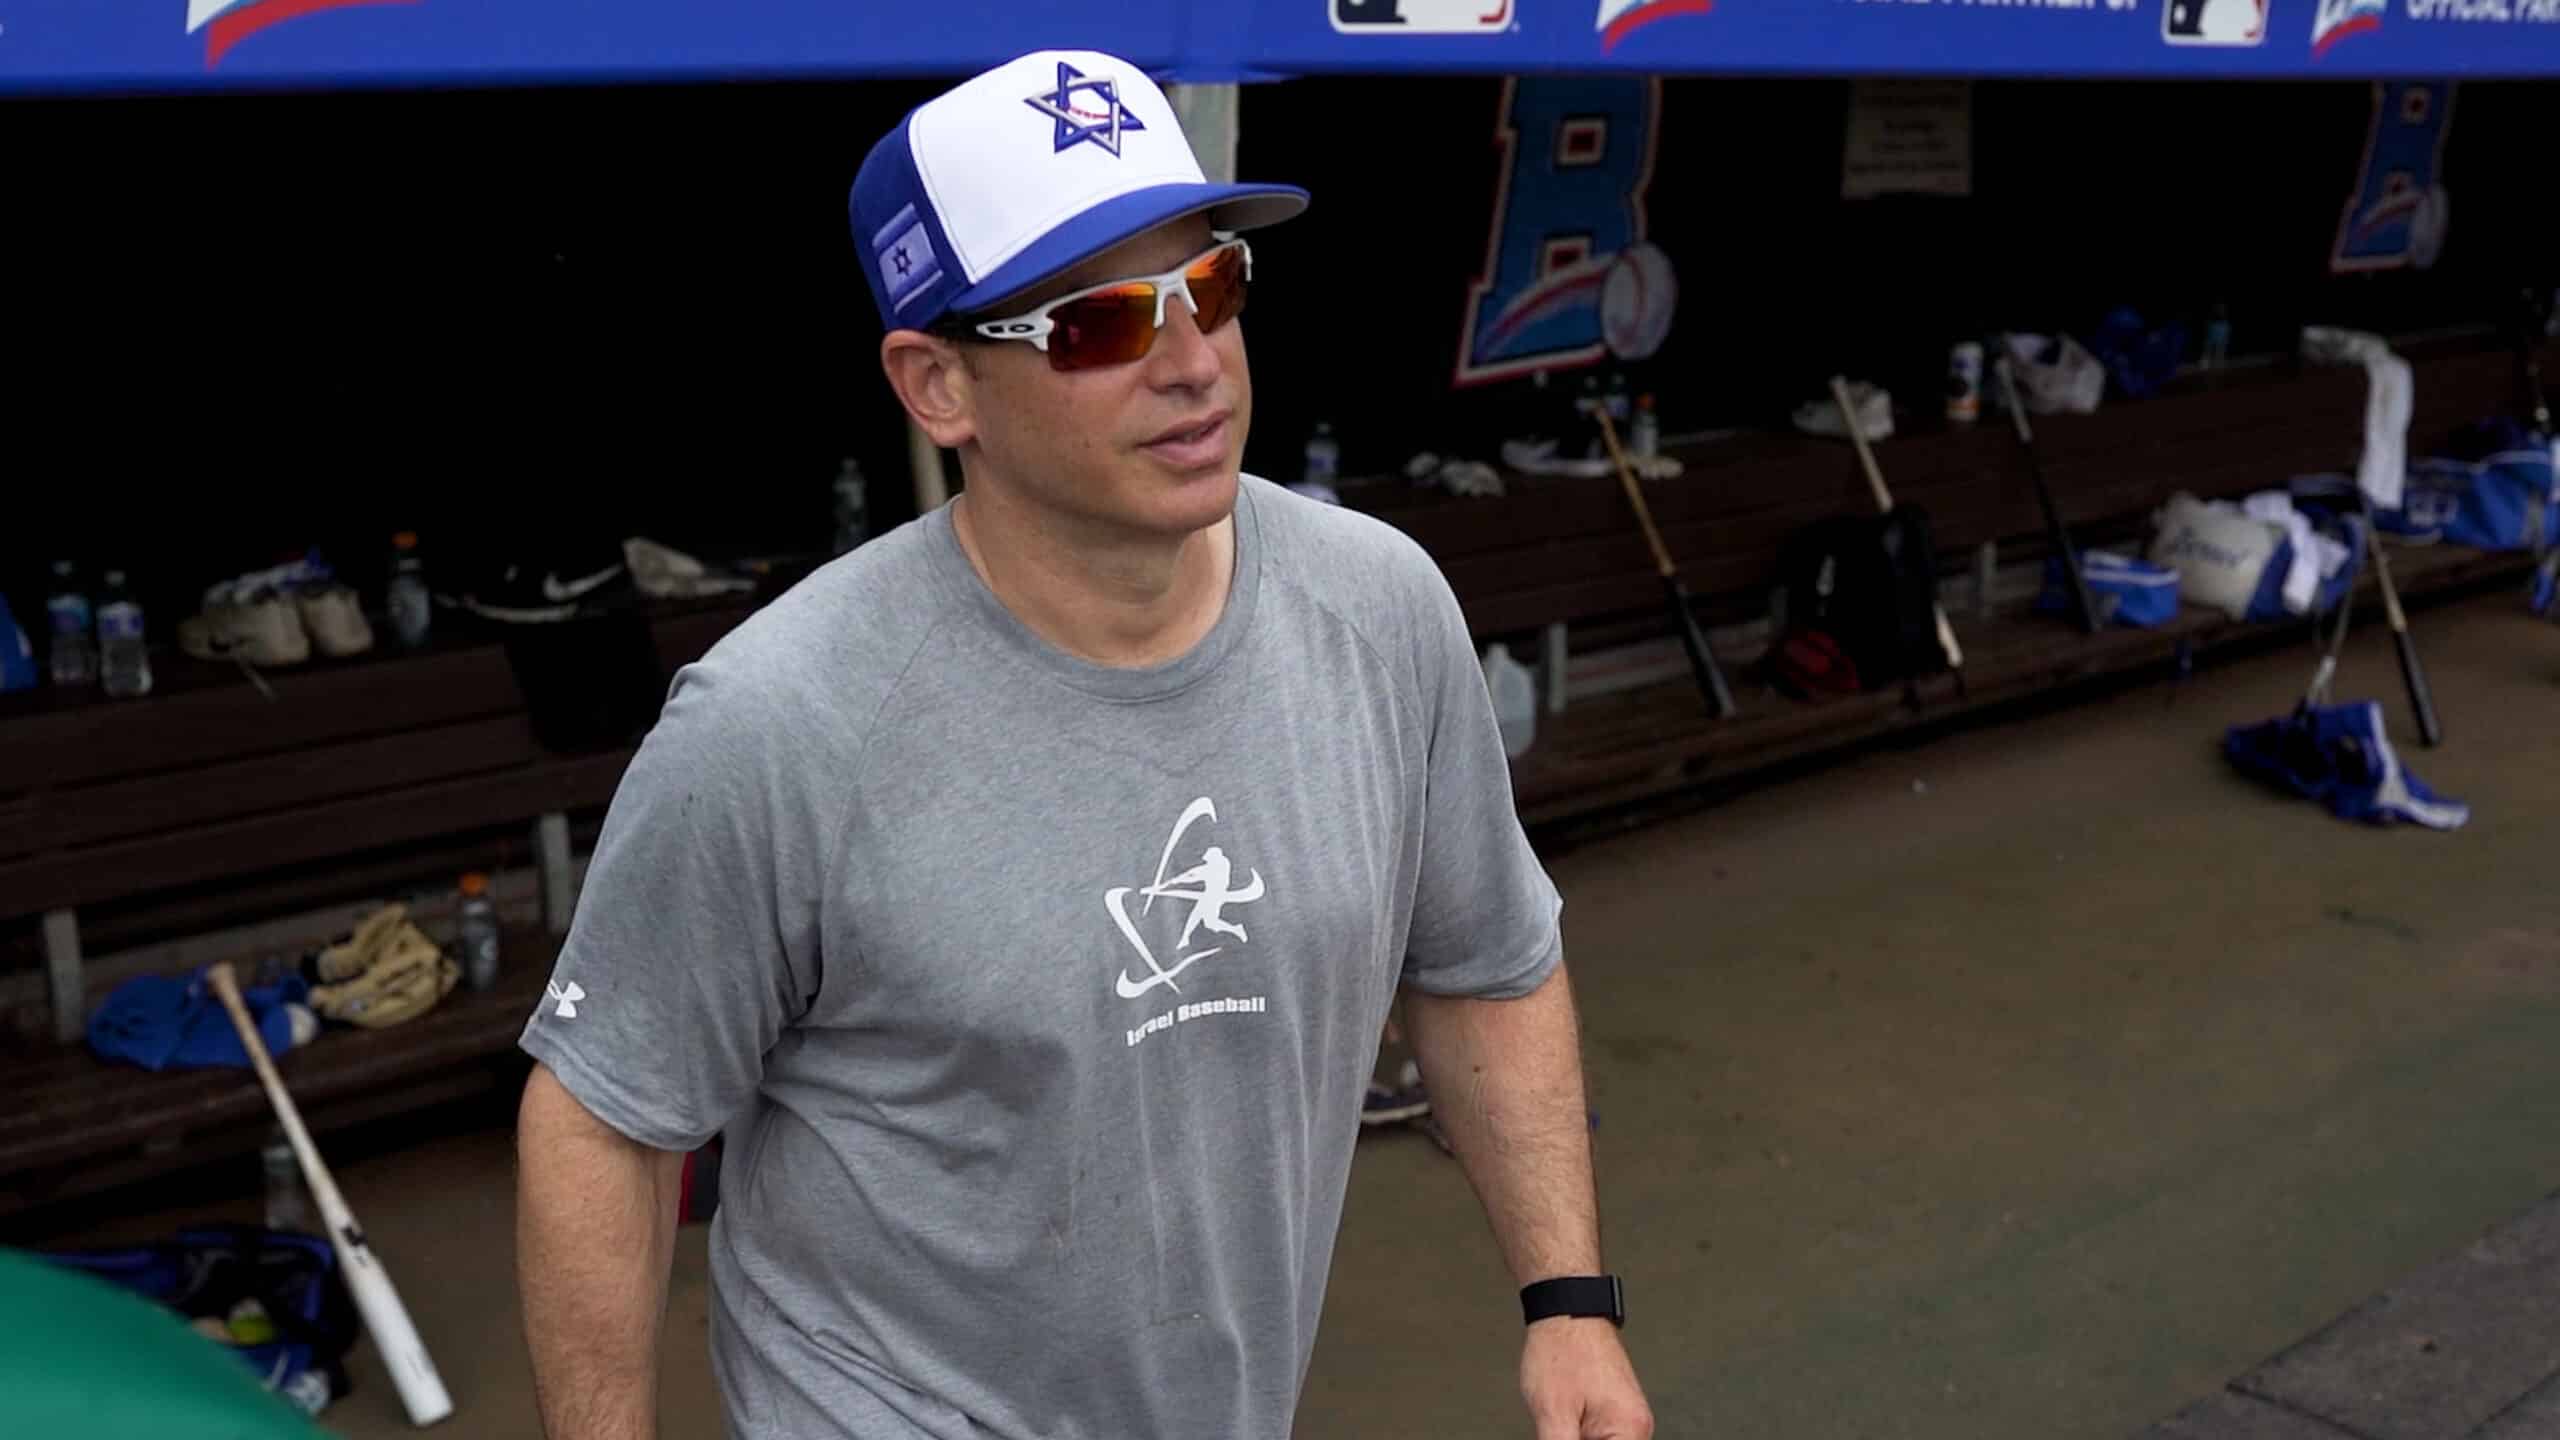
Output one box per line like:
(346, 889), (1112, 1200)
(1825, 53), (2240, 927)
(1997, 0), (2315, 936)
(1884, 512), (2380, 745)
(2517, 289), (2560, 614)
(2516, 284), (2553, 434)
(207, 963), (455, 1428)
(1591, 405), (1739, 718)
(1995, 358), (2102, 635)
(2303, 519), (2360, 710)
(2358, 492), (2443, 747)
(1829, 376), (1964, 671)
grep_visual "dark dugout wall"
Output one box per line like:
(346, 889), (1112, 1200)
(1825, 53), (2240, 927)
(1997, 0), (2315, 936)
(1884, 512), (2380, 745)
(4, 75), (2549, 625)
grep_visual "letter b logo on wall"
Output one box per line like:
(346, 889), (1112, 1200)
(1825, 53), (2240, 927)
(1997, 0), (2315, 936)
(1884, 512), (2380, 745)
(1454, 77), (1667, 386)
(2331, 81), (2455, 274)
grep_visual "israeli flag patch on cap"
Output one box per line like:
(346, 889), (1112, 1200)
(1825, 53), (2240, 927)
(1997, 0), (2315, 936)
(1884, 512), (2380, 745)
(874, 205), (944, 315)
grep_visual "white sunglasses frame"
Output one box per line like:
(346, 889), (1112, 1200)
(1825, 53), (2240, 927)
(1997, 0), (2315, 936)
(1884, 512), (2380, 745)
(967, 235), (1253, 358)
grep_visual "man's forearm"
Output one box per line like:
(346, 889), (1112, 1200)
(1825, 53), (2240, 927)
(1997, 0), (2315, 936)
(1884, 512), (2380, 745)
(517, 1063), (688, 1440)
(1401, 961), (1602, 1285)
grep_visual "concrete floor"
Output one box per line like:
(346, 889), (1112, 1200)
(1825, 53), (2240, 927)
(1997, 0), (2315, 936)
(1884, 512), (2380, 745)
(25, 589), (2560, 1439)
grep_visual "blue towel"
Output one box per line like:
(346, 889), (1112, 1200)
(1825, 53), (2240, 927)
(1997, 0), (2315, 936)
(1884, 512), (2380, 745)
(87, 969), (311, 1072)
(2224, 700), (2469, 830)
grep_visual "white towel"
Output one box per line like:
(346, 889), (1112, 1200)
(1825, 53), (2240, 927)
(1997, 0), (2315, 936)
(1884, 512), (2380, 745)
(2243, 490), (2352, 615)
(2301, 326), (2411, 508)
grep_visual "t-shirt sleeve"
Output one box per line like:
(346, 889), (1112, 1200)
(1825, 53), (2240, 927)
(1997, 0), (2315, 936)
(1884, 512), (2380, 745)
(518, 654), (832, 1152)
(1396, 554), (1564, 1000)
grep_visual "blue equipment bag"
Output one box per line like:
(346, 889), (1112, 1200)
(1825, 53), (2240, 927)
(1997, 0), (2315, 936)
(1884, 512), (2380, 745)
(2038, 550), (2181, 629)
(2375, 444), (2558, 552)
(42, 1226), (360, 1416)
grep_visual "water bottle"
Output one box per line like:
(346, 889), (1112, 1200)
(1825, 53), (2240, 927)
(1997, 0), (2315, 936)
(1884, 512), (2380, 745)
(387, 532), (432, 649)
(458, 872), (501, 991)
(44, 560), (97, 688)
(1302, 422), (1340, 486)
(1480, 642), (1538, 759)
(262, 1127), (310, 1232)
(832, 459), (870, 556)
(97, 571), (152, 699)
(1630, 394), (1661, 459)
(2202, 302), (2231, 371)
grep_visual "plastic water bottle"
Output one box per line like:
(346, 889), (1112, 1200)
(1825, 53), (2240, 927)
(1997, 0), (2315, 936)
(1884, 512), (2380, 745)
(1302, 422), (1340, 486)
(832, 459), (870, 556)
(458, 872), (501, 991)
(1630, 394), (1661, 458)
(262, 1127), (310, 1232)
(387, 532), (432, 649)
(1481, 643), (1537, 758)
(97, 571), (151, 699)
(2202, 302), (2231, 371)
(44, 560), (97, 688)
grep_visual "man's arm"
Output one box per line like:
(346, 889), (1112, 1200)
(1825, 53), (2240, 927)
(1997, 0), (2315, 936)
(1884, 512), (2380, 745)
(517, 1062), (690, 1440)
(1402, 961), (1653, 1440)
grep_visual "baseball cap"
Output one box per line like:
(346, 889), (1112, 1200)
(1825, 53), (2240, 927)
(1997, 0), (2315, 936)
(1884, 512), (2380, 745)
(850, 50), (1309, 333)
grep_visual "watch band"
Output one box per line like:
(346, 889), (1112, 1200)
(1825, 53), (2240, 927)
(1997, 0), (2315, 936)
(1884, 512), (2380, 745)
(1519, 1274), (1624, 1328)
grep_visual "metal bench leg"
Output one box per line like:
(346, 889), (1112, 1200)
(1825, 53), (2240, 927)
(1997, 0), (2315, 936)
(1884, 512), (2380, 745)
(1976, 541), (2000, 619)
(535, 812), (577, 936)
(1542, 622), (1571, 716)
(44, 909), (83, 1046)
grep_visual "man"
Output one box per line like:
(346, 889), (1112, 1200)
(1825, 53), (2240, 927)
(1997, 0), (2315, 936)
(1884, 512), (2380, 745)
(514, 48), (1651, 1440)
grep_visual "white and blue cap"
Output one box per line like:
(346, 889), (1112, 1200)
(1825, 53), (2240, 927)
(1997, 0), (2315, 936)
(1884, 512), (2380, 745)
(851, 50), (1309, 333)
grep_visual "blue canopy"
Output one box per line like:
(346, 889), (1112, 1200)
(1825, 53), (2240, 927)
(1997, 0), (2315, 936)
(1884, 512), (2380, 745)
(4, 0), (2557, 93)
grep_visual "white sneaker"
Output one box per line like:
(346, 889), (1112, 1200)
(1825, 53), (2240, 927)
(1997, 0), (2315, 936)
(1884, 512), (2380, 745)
(1794, 382), (1894, 443)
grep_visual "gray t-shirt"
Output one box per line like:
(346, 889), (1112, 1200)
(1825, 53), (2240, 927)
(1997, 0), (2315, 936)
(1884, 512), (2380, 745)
(519, 474), (1561, 1440)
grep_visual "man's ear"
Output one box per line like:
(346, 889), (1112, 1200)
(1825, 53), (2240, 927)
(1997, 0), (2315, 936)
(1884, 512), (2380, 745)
(881, 330), (978, 449)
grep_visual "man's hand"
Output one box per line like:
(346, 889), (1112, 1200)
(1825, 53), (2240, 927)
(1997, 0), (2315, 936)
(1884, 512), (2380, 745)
(1522, 1317), (1653, 1439)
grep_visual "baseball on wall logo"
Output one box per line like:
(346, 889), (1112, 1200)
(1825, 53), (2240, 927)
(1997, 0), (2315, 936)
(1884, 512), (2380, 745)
(2163, 0), (2266, 45)
(187, 0), (416, 68)
(1331, 0), (1514, 33)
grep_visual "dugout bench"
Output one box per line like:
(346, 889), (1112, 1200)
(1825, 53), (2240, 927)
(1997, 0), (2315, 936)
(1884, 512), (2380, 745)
(0, 588), (771, 1218)
(1341, 337), (2541, 832)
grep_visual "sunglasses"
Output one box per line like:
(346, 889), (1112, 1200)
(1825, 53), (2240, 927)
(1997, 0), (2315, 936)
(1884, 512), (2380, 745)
(964, 237), (1251, 372)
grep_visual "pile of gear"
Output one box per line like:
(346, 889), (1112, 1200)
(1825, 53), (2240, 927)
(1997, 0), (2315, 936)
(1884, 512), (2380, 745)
(87, 903), (462, 1075)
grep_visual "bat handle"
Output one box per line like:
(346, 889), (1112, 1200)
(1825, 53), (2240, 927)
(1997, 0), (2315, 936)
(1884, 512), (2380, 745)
(1663, 575), (1740, 718)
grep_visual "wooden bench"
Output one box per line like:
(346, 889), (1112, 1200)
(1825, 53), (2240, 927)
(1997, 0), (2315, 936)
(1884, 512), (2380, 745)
(0, 587), (776, 1214)
(1339, 338), (2542, 829)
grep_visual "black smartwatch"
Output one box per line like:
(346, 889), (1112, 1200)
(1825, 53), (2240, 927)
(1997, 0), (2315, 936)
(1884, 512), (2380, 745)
(1520, 1274), (1625, 1328)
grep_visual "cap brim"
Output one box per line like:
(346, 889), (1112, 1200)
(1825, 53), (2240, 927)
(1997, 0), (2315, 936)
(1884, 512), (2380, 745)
(946, 181), (1309, 319)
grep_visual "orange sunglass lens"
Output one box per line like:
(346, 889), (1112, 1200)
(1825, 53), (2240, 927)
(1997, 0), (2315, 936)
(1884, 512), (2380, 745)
(1188, 247), (1248, 333)
(1047, 285), (1160, 371)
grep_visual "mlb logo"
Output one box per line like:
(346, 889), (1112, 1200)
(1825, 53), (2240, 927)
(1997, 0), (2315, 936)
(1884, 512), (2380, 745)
(2163, 0), (2265, 45)
(1332, 0), (1513, 33)
(2312, 0), (2387, 56)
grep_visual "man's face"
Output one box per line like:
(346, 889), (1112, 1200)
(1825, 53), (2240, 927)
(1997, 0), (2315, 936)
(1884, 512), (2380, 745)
(951, 215), (1250, 539)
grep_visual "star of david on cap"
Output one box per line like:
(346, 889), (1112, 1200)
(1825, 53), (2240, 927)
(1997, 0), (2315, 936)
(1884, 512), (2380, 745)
(1024, 60), (1149, 157)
